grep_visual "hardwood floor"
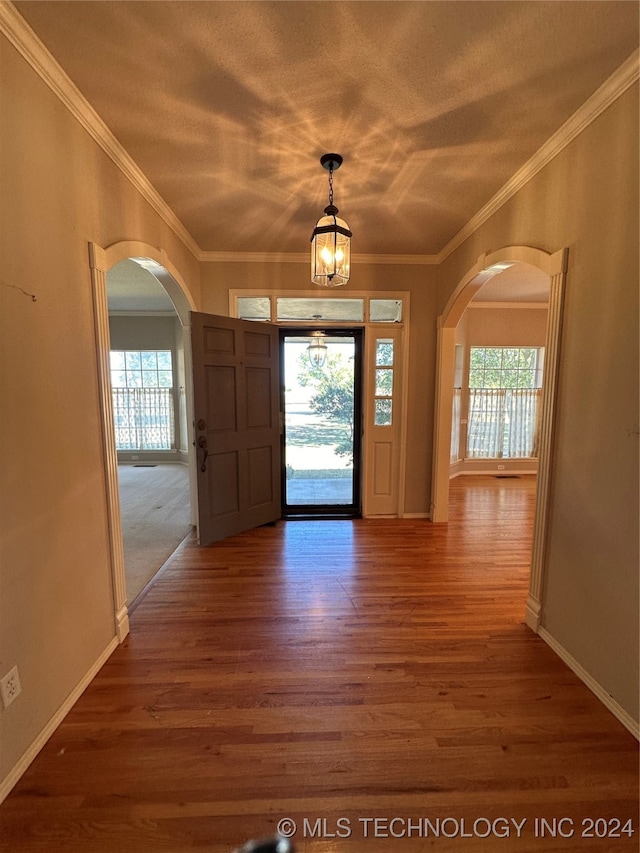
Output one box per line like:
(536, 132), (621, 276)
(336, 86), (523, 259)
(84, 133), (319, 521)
(1, 476), (637, 852)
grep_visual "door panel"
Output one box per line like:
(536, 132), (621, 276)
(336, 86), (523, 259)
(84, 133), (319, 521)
(246, 368), (272, 427)
(248, 445), (275, 505)
(191, 312), (280, 544)
(373, 441), (393, 497)
(210, 451), (240, 515)
(208, 365), (237, 431)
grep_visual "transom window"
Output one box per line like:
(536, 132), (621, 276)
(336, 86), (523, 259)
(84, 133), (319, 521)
(469, 347), (540, 389)
(110, 350), (173, 388)
(233, 293), (404, 324)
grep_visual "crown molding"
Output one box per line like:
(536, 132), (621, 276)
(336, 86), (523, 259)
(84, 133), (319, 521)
(198, 251), (439, 264)
(437, 48), (640, 264)
(0, 2), (201, 261)
(355, 253), (439, 265)
(107, 310), (178, 317)
(3, 2), (638, 269)
(468, 301), (549, 310)
(199, 251), (307, 264)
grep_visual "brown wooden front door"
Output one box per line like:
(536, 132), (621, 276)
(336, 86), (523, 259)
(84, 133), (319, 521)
(191, 312), (281, 545)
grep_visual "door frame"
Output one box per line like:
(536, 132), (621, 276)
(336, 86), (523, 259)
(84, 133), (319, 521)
(89, 240), (197, 642)
(430, 244), (568, 633)
(229, 290), (410, 518)
(280, 327), (364, 518)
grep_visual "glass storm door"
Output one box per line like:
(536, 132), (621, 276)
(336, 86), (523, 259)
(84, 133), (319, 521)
(281, 329), (362, 517)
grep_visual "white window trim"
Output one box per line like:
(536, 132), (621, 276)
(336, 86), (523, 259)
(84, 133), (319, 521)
(229, 289), (409, 326)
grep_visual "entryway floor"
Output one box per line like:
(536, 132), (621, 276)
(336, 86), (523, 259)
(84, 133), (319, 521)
(3, 476), (637, 853)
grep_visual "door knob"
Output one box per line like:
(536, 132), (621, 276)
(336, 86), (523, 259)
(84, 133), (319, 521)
(197, 435), (208, 473)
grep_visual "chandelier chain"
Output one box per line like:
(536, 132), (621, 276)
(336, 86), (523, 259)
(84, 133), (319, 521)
(328, 166), (334, 206)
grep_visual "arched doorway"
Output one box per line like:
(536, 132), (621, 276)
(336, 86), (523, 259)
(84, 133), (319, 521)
(431, 245), (568, 632)
(107, 259), (193, 604)
(89, 241), (197, 642)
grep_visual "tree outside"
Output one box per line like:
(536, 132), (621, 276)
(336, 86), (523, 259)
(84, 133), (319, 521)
(296, 350), (354, 460)
(282, 339), (356, 481)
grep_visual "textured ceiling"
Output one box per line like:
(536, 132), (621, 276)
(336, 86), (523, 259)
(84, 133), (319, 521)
(14, 1), (640, 256)
(107, 259), (177, 312)
(472, 264), (550, 303)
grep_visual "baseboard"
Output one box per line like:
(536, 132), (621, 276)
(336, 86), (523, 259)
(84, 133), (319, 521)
(118, 457), (187, 465)
(115, 605), (130, 642)
(363, 513), (398, 519)
(524, 593), (542, 631)
(0, 636), (119, 805)
(538, 627), (639, 740)
(450, 469), (538, 479)
(363, 514), (432, 520)
(449, 460), (463, 478)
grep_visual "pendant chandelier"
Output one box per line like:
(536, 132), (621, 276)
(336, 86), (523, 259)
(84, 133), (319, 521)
(307, 331), (328, 368)
(310, 153), (352, 287)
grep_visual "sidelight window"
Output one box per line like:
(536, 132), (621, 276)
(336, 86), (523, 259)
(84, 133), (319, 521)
(374, 338), (394, 426)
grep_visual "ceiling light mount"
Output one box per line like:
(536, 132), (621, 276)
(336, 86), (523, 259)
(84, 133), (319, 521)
(320, 153), (343, 172)
(311, 153), (351, 288)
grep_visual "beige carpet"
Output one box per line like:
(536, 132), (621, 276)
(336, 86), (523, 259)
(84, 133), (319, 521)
(118, 463), (192, 603)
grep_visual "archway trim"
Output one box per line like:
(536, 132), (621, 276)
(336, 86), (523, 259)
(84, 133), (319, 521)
(89, 240), (197, 642)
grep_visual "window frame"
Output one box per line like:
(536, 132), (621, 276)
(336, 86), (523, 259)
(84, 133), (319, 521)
(109, 349), (176, 451)
(230, 289), (408, 326)
(109, 349), (174, 390)
(464, 346), (544, 460)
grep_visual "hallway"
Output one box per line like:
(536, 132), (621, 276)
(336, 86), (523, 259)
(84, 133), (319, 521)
(1, 477), (637, 852)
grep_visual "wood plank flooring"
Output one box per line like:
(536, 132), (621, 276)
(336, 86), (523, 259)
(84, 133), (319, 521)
(1, 476), (637, 852)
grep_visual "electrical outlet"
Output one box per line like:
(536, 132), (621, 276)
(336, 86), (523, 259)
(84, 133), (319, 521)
(1, 666), (22, 709)
(497, 464), (505, 470)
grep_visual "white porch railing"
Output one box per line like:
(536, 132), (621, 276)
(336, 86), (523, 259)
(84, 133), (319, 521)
(112, 387), (175, 450)
(467, 387), (541, 458)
